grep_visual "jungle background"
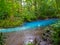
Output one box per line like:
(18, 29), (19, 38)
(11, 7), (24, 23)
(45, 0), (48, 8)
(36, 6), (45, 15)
(0, 0), (60, 45)
(0, 0), (60, 28)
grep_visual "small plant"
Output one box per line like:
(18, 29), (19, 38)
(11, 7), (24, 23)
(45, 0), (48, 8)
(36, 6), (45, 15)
(27, 42), (34, 45)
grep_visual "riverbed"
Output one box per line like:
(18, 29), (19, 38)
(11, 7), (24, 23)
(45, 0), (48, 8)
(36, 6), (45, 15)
(4, 28), (52, 45)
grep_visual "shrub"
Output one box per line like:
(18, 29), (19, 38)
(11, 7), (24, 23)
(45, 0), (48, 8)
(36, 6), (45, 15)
(0, 0), (24, 28)
(0, 33), (6, 45)
(50, 20), (60, 45)
(43, 20), (60, 45)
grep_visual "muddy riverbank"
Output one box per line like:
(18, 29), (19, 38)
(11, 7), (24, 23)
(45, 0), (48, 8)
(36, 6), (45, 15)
(4, 28), (52, 45)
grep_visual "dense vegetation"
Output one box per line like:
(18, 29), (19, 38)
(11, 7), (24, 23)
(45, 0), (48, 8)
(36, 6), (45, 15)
(0, 33), (6, 45)
(0, 0), (60, 45)
(0, 0), (60, 28)
(50, 20), (60, 45)
(43, 20), (60, 45)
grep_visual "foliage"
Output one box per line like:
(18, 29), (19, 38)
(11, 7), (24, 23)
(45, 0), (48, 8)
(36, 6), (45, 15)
(0, 0), (60, 28)
(37, 0), (57, 18)
(0, 33), (6, 45)
(50, 20), (60, 45)
(44, 20), (60, 45)
(24, 41), (34, 45)
(0, 18), (23, 28)
(27, 42), (34, 45)
(0, 0), (24, 28)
